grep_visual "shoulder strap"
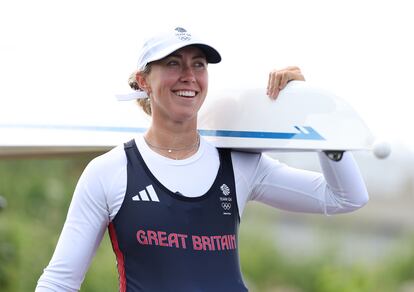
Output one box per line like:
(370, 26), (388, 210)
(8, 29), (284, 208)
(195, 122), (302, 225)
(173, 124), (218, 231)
(124, 139), (136, 150)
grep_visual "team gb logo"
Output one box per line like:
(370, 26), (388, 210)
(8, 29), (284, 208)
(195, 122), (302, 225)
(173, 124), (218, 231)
(220, 184), (230, 196)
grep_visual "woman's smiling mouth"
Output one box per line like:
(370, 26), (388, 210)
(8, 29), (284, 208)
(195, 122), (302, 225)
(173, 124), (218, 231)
(174, 90), (198, 97)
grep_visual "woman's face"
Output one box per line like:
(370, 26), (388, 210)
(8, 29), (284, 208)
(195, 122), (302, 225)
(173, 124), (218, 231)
(143, 46), (208, 123)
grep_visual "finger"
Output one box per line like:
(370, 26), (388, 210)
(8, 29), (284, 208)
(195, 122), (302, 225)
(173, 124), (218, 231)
(267, 71), (276, 96)
(268, 72), (281, 99)
(270, 86), (280, 100)
(278, 72), (290, 90)
(272, 73), (283, 99)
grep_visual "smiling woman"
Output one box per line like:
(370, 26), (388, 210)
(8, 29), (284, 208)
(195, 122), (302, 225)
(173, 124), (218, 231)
(138, 47), (209, 128)
(35, 27), (368, 292)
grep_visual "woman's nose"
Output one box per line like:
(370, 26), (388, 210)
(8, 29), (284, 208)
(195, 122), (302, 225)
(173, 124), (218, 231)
(180, 66), (196, 82)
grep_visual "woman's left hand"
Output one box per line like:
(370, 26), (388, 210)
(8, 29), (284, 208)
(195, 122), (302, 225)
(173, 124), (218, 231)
(267, 66), (305, 99)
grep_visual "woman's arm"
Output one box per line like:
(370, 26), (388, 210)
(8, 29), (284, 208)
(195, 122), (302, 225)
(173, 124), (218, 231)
(237, 66), (368, 213)
(237, 151), (368, 214)
(35, 149), (126, 291)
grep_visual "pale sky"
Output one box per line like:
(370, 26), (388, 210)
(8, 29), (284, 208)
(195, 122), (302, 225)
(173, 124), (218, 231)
(1, 0), (413, 150)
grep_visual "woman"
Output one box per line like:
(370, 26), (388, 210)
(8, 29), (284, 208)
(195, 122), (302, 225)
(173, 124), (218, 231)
(36, 27), (368, 291)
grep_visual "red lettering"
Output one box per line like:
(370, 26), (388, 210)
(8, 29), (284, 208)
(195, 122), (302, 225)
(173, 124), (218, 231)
(136, 230), (148, 245)
(177, 234), (188, 249)
(135, 230), (190, 249)
(147, 230), (159, 245)
(158, 231), (168, 247)
(168, 233), (179, 248)
(221, 235), (229, 250)
(192, 235), (203, 250)
(202, 236), (213, 251)
(230, 234), (237, 249)
(210, 236), (216, 250)
(212, 236), (222, 251)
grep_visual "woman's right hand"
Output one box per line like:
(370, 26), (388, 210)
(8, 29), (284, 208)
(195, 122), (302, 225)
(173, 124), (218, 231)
(267, 66), (305, 99)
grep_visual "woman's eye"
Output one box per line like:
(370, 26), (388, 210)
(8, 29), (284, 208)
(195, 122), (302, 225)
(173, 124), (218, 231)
(167, 60), (179, 66)
(194, 62), (206, 68)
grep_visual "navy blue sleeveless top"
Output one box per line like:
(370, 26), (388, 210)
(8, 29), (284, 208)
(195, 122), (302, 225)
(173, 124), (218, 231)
(108, 140), (248, 292)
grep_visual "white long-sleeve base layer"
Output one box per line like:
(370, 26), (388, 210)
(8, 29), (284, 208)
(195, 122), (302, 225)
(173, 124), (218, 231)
(36, 135), (368, 291)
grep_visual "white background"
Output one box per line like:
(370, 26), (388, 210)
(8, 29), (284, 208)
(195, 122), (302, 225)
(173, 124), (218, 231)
(1, 0), (413, 149)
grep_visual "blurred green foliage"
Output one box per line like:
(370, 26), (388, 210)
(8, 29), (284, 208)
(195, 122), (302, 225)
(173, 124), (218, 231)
(0, 155), (119, 291)
(1, 155), (414, 291)
(240, 221), (370, 292)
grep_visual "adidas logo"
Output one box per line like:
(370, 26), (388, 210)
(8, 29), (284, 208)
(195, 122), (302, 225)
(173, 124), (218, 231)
(132, 185), (160, 202)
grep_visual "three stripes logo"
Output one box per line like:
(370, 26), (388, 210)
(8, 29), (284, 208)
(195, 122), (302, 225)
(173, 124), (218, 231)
(132, 185), (160, 202)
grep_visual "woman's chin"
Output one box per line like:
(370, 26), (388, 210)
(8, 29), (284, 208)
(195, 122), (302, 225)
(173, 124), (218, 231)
(169, 105), (201, 123)
(172, 113), (198, 124)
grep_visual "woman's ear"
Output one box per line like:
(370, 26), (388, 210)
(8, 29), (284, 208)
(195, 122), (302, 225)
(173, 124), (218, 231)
(136, 72), (150, 94)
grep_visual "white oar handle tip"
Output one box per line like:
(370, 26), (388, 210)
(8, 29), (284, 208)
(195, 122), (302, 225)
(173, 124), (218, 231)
(372, 140), (391, 159)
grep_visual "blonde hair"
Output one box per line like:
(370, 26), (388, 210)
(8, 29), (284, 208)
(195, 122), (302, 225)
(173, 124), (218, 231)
(128, 65), (152, 116)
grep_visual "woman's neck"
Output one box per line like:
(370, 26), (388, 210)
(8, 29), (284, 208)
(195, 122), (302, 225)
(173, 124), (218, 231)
(144, 120), (200, 160)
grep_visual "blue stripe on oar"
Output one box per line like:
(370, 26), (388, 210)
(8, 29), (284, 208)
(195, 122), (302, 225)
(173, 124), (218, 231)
(198, 126), (324, 140)
(0, 124), (325, 141)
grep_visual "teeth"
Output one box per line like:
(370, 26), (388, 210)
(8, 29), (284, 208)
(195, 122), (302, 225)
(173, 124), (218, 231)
(175, 90), (196, 97)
